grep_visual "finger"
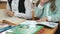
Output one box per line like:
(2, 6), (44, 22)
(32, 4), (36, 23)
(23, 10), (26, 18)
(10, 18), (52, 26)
(36, 20), (41, 22)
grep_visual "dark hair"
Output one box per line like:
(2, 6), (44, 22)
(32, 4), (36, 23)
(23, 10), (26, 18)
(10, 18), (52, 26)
(36, 0), (56, 11)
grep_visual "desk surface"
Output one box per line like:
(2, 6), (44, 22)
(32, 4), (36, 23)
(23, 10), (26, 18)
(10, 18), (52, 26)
(37, 27), (58, 34)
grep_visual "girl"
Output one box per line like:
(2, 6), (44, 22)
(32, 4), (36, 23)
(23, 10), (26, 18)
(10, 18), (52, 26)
(6, 0), (32, 19)
(34, 0), (60, 22)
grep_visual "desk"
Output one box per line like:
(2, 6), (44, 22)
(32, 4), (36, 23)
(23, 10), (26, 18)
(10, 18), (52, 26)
(37, 27), (58, 34)
(0, 9), (58, 34)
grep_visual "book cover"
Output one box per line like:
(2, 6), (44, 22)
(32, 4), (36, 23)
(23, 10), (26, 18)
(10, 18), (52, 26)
(0, 24), (15, 33)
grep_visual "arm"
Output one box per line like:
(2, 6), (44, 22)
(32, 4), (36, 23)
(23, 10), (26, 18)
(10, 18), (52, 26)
(5, 1), (14, 17)
(6, 1), (11, 11)
(34, 4), (44, 18)
(49, 8), (60, 22)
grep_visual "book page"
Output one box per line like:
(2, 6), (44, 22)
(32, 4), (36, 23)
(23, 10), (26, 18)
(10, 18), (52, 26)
(4, 17), (25, 25)
(0, 9), (8, 23)
(0, 9), (10, 18)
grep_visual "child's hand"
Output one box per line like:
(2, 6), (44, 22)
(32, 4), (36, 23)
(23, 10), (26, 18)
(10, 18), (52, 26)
(6, 11), (14, 17)
(36, 17), (47, 22)
(40, 0), (49, 6)
(0, 21), (2, 24)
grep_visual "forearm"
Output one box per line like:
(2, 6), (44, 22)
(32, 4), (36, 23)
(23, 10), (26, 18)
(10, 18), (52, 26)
(47, 14), (60, 22)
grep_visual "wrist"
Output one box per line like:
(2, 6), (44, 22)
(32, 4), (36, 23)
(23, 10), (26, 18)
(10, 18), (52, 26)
(47, 16), (52, 21)
(40, 2), (44, 6)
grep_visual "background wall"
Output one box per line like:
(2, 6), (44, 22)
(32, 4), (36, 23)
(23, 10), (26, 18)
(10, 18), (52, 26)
(0, 0), (7, 9)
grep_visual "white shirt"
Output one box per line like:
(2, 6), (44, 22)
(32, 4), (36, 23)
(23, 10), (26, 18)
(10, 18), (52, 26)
(7, 0), (32, 19)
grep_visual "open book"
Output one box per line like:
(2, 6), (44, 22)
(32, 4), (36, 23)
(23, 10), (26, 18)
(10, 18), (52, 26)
(21, 21), (58, 28)
(0, 9), (25, 26)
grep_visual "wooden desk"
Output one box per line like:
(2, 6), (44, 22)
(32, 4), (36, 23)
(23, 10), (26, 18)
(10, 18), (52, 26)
(37, 27), (58, 34)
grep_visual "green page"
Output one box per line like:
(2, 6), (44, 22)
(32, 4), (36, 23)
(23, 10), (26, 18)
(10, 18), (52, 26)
(10, 24), (44, 34)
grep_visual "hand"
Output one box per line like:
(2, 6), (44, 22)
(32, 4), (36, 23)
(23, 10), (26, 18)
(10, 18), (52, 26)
(6, 11), (14, 17)
(40, 0), (49, 6)
(0, 21), (2, 24)
(36, 17), (47, 22)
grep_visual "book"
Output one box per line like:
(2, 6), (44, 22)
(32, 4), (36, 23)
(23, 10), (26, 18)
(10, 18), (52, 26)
(21, 21), (58, 28)
(0, 10), (25, 26)
(9, 21), (44, 34)
(0, 24), (9, 28)
(0, 21), (43, 34)
(37, 22), (58, 28)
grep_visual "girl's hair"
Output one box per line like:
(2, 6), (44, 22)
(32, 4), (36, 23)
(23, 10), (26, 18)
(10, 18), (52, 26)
(36, 0), (56, 11)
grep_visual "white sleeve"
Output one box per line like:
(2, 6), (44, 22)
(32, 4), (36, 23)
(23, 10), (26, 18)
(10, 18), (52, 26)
(47, 16), (52, 21)
(14, 0), (32, 19)
(38, 4), (44, 9)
